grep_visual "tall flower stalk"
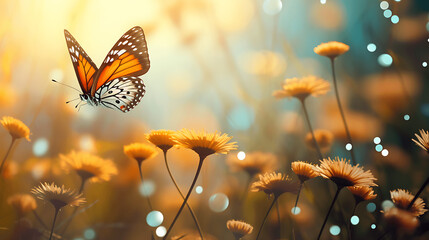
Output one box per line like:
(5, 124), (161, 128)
(163, 129), (237, 239)
(314, 41), (356, 164)
(347, 186), (377, 240)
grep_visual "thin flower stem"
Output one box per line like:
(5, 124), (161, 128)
(317, 186), (342, 240)
(59, 178), (87, 234)
(330, 58), (356, 165)
(407, 176), (429, 210)
(256, 196), (278, 240)
(138, 163), (153, 211)
(33, 210), (49, 230)
(291, 183), (303, 240)
(164, 157), (205, 240)
(348, 204), (357, 240)
(163, 151), (204, 240)
(0, 138), (16, 176)
(276, 200), (281, 226)
(49, 208), (60, 240)
(300, 99), (324, 160)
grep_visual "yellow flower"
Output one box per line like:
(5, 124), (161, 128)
(316, 157), (377, 188)
(7, 194), (37, 216)
(31, 182), (85, 210)
(273, 76), (330, 101)
(226, 219), (253, 240)
(390, 189), (428, 217)
(384, 208), (419, 233)
(60, 151), (118, 183)
(123, 143), (158, 164)
(251, 172), (299, 198)
(1, 116), (30, 141)
(146, 130), (176, 152)
(226, 151), (277, 177)
(291, 161), (318, 183)
(412, 129), (429, 153)
(305, 129), (334, 152)
(173, 129), (237, 159)
(314, 41), (350, 59)
(347, 186), (377, 203)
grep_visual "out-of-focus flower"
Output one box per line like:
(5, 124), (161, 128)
(226, 219), (253, 240)
(412, 129), (429, 153)
(304, 129), (334, 153)
(1, 116), (30, 141)
(146, 130), (176, 152)
(273, 76), (330, 101)
(31, 182), (85, 210)
(226, 151), (277, 177)
(60, 151), (118, 183)
(383, 208), (419, 233)
(314, 41), (349, 59)
(347, 186), (377, 204)
(1, 160), (18, 179)
(213, 0), (254, 32)
(311, 2), (344, 30)
(392, 16), (428, 43)
(317, 157), (377, 188)
(390, 189), (427, 217)
(0, 85), (16, 108)
(7, 194), (37, 216)
(243, 51), (286, 78)
(124, 143), (158, 165)
(291, 161), (318, 183)
(173, 129), (237, 159)
(363, 72), (420, 118)
(251, 172), (299, 198)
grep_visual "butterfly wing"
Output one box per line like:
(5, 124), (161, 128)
(91, 26), (150, 96)
(64, 30), (98, 94)
(95, 77), (145, 113)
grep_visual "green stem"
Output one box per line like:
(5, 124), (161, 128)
(407, 176), (429, 210)
(0, 138), (16, 176)
(163, 151), (204, 240)
(330, 58), (356, 165)
(138, 163), (153, 210)
(317, 186), (342, 240)
(164, 156), (205, 240)
(300, 99), (324, 160)
(256, 196), (278, 240)
(49, 208), (60, 240)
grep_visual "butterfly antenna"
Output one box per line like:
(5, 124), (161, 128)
(52, 79), (81, 93)
(66, 97), (80, 104)
(75, 100), (82, 109)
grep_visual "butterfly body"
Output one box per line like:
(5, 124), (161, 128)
(64, 26), (150, 112)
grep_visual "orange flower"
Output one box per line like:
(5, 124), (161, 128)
(291, 161), (318, 183)
(273, 76), (330, 101)
(226, 220), (253, 239)
(31, 182), (85, 210)
(146, 130), (176, 152)
(347, 186), (377, 203)
(7, 194), (37, 216)
(1, 116), (30, 141)
(412, 129), (429, 153)
(390, 189), (427, 217)
(314, 41), (349, 59)
(251, 172), (299, 197)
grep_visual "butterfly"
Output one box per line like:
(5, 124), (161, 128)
(63, 26), (150, 112)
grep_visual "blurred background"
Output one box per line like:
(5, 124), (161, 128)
(0, 0), (428, 239)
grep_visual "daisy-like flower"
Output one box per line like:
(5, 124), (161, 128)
(272, 76), (330, 101)
(1, 116), (30, 141)
(291, 161), (318, 183)
(60, 151), (118, 184)
(251, 172), (299, 198)
(7, 194), (37, 216)
(390, 189), (428, 217)
(123, 143), (158, 165)
(31, 182), (85, 210)
(412, 129), (429, 153)
(226, 151), (277, 177)
(305, 129), (334, 152)
(314, 41), (350, 59)
(384, 208), (419, 233)
(226, 220), (253, 240)
(146, 130), (177, 152)
(347, 186), (377, 204)
(316, 157), (377, 188)
(173, 129), (237, 159)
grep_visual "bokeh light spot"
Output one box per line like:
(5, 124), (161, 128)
(33, 138), (49, 157)
(404, 114), (410, 121)
(209, 193), (229, 212)
(381, 149), (389, 156)
(350, 216), (360, 225)
(291, 206), (301, 215)
(367, 43), (376, 52)
(383, 10), (392, 18)
(391, 15), (399, 24)
(329, 225), (341, 236)
(423, 62), (428, 67)
(237, 151), (246, 160)
(320, 0), (326, 4)
(345, 143), (352, 151)
(382, 200), (394, 211)
(146, 211), (164, 227)
(378, 54), (393, 67)
(84, 228), (96, 239)
(263, 0), (282, 15)
(380, 1), (389, 10)
(139, 180), (155, 197)
(373, 137), (381, 144)
(371, 224), (377, 229)
(375, 144), (383, 152)
(156, 226), (167, 237)
(196, 186), (203, 194)
(366, 202), (376, 212)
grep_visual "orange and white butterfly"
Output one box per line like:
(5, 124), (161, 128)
(64, 26), (150, 112)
